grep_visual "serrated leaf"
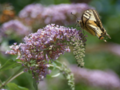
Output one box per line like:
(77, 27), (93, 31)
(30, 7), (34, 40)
(0, 59), (20, 71)
(7, 83), (28, 90)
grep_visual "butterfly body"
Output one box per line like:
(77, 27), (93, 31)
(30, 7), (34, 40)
(77, 9), (111, 42)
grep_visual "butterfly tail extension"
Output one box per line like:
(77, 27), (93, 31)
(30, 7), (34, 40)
(106, 33), (111, 39)
(103, 33), (111, 42)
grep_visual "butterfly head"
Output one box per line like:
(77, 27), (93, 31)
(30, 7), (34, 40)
(77, 20), (84, 28)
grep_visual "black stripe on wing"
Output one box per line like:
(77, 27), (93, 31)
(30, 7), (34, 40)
(92, 9), (104, 31)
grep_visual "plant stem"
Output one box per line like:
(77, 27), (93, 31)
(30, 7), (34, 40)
(48, 64), (62, 71)
(0, 67), (24, 89)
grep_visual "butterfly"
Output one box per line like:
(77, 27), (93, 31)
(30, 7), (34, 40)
(0, 4), (15, 23)
(77, 9), (111, 42)
(0, 10), (15, 23)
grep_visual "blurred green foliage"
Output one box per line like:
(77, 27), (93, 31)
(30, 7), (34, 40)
(0, 0), (120, 90)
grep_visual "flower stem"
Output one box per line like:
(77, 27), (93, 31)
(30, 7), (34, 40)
(48, 62), (75, 90)
(48, 64), (62, 70)
(0, 67), (24, 89)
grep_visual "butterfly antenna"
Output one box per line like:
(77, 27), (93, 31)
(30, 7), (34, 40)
(71, 12), (79, 27)
(71, 12), (85, 34)
(71, 12), (77, 18)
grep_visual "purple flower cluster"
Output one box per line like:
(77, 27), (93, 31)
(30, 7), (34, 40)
(71, 66), (120, 89)
(6, 24), (86, 81)
(41, 3), (91, 25)
(19, 3), (91, 29)
(1, 20), (32, 37)
(19, 4), (43, 19)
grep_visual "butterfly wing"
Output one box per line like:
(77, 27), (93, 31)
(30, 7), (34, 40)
(79, 9), (111, 42)
(84, 10), (105, 40)
(82, 9), (111, 41)
(81, 9), (97, 36)
(91, 9), (111, 39)
(90, 9), (103, 29)
(87, 23), (104, 40)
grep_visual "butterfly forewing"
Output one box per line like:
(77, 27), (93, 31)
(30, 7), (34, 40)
(92, 10), (104, 29)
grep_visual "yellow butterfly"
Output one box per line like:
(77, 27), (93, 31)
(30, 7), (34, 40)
(77, 9), (111, 42)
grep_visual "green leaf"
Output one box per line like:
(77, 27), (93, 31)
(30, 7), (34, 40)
(0, 59), (20, 71)
(52, 62), (57, 70)
(33, 79), (38, 90)
(7, 83), (28, 90)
